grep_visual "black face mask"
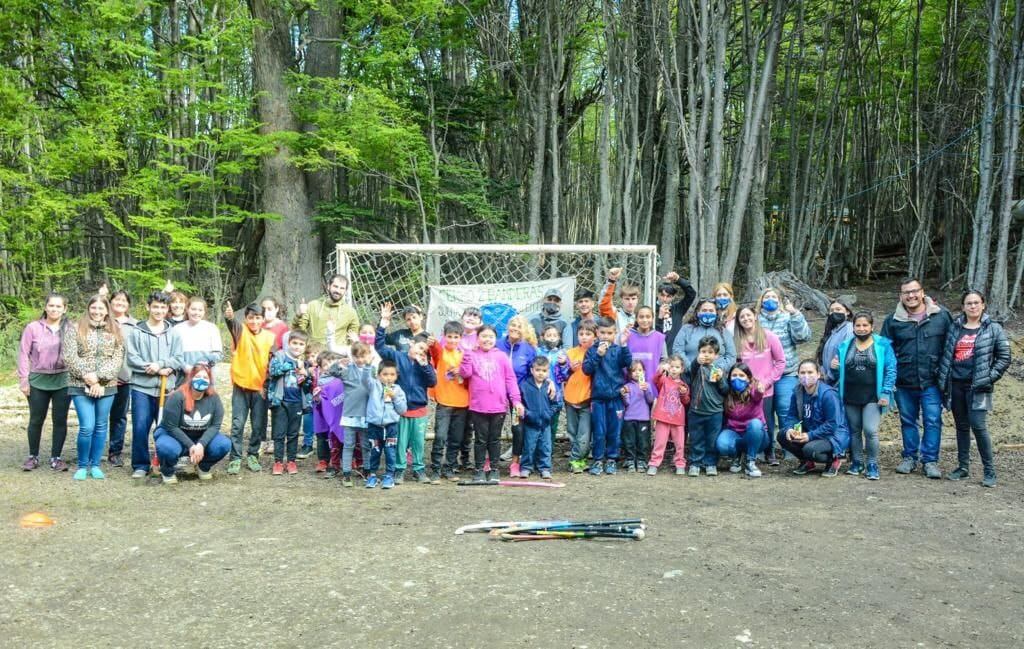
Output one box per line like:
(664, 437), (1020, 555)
(827, 313), (846, 328)
(542, 302), (560, 317)
(855, 332), (872, 341)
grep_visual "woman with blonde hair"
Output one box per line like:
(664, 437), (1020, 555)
(712, 283), (738, 333)
(498, 314), (539, 476)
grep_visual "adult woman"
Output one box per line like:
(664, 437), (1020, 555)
(177, 296), (224, 378)
(17, 293), (71, 471)
(497, 315), (538, 475)
(834, 312), (896, 480)
(154, 364), (232, 484)
(718, 363), (770, 477)
(64, 295), (125, 480)
(817, 299), (854, 384)
(671, 299), (736, 370)
(936, 291), (1010, 487)
(167, 289), (188, 327)
(758, 287), (812, 464)
(712, 283), (738, 334)
(260, 296), (290, 350)
(655, 272), (697, 352)
(733, 306), (786, 425)
(106, 289), (137, 466)
(778, 360), (850, 477)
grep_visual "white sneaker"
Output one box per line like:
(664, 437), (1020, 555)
(161, 473), (178, 485)
(131, 469), (147, 479)
(746, 461), (762, 478)
(729, 456), (743, 473)
(499, 447), (514, 461)
(647, 466), (658, 476)
(197, 468), (212, 481)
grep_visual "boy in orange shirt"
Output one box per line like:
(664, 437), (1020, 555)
(429, 321), (469, 482)
(223, 302), (277, 475)
(598, 267), (641, 332)
(555, 320), (596, 473)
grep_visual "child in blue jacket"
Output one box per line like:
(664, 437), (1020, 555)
(582, 317), (633, 475)
(519, 357), (558, 479)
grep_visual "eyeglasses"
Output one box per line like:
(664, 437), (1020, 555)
(900, 288), (922, 296)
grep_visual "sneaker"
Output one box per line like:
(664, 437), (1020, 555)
(895, 457), (917, 474)
(272, 462), (284, 475)
(365, 474), (379, 488)
(648, 466), (659, 476)
(946, 466), (970, 481)
(175, 456), (189, 471)
(588, 461), (603, 476)
(520, 470), (531, 479)
(923, 462), (941, 479)
(341, 473), (354, 487)
(197, 467), (212, 481)
(541, 470), (552, 480)
(428, 471), (441, 485)
(226, 459), (241, 475)
(315, 460), (328, 473)
(687, 465), (700, 477)
(745, 461), (762, 478)
(381, 474), (395, 489)
(131, 468), (148, 479)
(499, 447), (513, 461)
(286, 461), (298, 475)
(21, 456), (40, 471)
(822, 458), (842, 477)
(792, 461), (816, 475)
(767, 448), (780, 466)
(89, 467), (105, 480)
(296, 445), (313, 459)
(473, 470), (486, 483)
(623, 461), (636, 473)
(509, 462), (521, 478)
(161, 473), (178, 485)
(570, 460), (584, 474)
(447, 470), (461, 482)
(325, 467), (338, 479)
(636, 460), (648, 472)
(982, 471), (997, 488)
(605, 460), (617, 475)
(415, 471), (430, 484)
(393, 472), (404, 485)
(729, 457), (743, 473)
(107, 453), (123, 467)
(846, 461), (864, 476)
(246, 455), (262, 472)
(705, 465), (718, 476)
(50, 457), (68, 472)
(73, 468), (88, 481)
(488, 469), (501, 483)
(865, 463), (880, 480)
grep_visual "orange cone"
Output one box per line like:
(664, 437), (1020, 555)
(20, 512), (55, 528)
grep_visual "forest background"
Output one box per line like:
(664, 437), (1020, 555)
(1, 0), (1023, 346)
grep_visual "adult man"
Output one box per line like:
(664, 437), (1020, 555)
(569, 289), (596, 347)
(530, 288), (568, 340)
(880, 277), (952, 479)
(294, 274), (360, 346)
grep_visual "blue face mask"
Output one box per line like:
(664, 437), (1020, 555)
(730, 377), (749, 393)
(191, 377), (210, 392)
(762, 299), (779, 312)
(697, 312), (717, 326)
(715, 297), (731, 310)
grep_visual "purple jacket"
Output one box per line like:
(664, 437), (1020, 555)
(723, 385), (767, 433)
(460, 347), (522, 414)
(315, 376), (346, 445)
(18, 319), (67, 390)
(625, 328), (667, 396)
(621, 380), (654, 421)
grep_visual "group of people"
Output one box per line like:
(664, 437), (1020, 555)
(16, 270), (1010, 488)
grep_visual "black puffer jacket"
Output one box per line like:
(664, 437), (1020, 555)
(937, 314), (1011, 394)
(880, 297), (953, 389)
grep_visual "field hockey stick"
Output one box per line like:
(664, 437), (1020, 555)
(486, 518), (644, 536)
(500, 529), (646, 541)
(456, 520), (574, 535)
(150, 374), (168, 473)
(491, 524), (644, 539)
(456, 480), (566, 488)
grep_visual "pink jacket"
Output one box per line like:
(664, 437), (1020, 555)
(737, 330), (786, 396)
(18, 319), (67, 391)
(724, 385), (767, 433)
(459, 347), (522, 414)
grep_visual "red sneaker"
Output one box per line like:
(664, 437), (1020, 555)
(315, 460), (328, 473)
(272, 462), (284, 475)
(286, 461), (298, 475)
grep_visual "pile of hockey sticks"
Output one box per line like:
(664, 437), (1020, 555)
(455, 518), (645, 542)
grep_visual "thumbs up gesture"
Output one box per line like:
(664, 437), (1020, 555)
(298, 298), (309, 315)
(163, 279), (174, 294)
(224, 301), (234, 320)
(97, 283), (109, 298)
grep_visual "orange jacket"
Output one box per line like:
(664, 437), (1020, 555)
(562, 346), (592, 405)
(228, 318), (275, 391)
(429, 343), (469, 408)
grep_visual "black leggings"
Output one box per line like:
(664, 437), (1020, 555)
(472, 412), (505, 471)
(950, 380), (994, 472)
(776, 433), (835, 463)
(26, 386), (70, 458)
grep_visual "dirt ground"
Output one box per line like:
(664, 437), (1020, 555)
(2, 285), (1024, 648)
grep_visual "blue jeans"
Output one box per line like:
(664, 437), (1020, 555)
(521, 423), (553, 473)
(72, 394), (115, 469)
(154, 428), (232, 477)
(590, 399), (623, 462)
(302, 410), (314, 448)
(765, 375), (798, 442)
(107, 383), (131, 456)
(894, 386), (943, 463)
(366, 423), (398, 475)
(715, 419), (770, 460)
(130, 390), (161, 472)
(688, 412), (723, 467)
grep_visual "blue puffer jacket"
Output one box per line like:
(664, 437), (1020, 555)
(582, 343), (633, 401)
(497, 337), (537, 384)
(783, 382), (850, 457)
(519, 377), (557, 428)
(835, 335), (897, 412)
(375, 327), (437, 410)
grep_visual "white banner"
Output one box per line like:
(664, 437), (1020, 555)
(426, 277), (577, 337)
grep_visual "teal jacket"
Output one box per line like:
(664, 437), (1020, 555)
(835, 334), (897, 413)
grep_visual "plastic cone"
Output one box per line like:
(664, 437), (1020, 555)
(20, 512), (54, 528)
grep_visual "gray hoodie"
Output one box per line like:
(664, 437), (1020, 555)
(125, 320), (184, 396)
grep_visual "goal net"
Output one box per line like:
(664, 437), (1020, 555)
(327, 244), (661, 324)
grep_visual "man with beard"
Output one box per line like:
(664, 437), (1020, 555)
(294, 274), (360, 347)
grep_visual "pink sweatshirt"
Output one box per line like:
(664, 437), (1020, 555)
(18, 319), (67, 391)
(736, 330), (786, 396)
(724, 385), (767, 433)
(459, 347), (522, 414)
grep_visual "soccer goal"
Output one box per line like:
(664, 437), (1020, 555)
(328, 243), (660, 322)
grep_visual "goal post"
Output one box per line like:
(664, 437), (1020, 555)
(330, 243), (661, 324)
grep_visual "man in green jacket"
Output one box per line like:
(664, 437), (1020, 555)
(293, 273), (360, 346)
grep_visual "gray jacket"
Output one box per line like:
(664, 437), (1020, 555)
(759, 310), (812, 375)
(125, 320), (183, 397)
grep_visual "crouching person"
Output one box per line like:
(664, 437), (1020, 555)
(154, 364), (231, 484)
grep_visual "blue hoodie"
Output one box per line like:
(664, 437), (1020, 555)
(497, 337), (537, 384)
(835, 334), (897, 412)
(375, 327), (437, 410)
(783, 382), (850, 457)
(366, 379), (408, 426)
(582, 342), (633, 401)
(519, 377), (558, 429)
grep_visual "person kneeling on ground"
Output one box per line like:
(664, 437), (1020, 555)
(778, 359), (850, 477)
(154, 364), (231, 484)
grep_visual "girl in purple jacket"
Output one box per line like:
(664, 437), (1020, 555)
(717, 363), (770, 478)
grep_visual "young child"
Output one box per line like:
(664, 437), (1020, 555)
(620, 360), (654, 472)
(365, 359), (408, 489)
(298, 343), (322, 459)
(260, 296), (290, 350)
(313, 351), (345, 477)
(429, 320), (469, 482)
(623, 306), (668, 396)
(720, 363), (769, 478)
(340, 342), (375, 486)
(223, 301), (276, 474)
(599, 267), (640, 332)
(536, 324), (565, 452)
(555, 320), (595, 473)
(686, 336), (730, 476)
(519, 357), (558, 479)
(647, 355), (690, 475)
(460, 324), (522, 483)
(582, 316), (633, 475)
(267, 330), (311, 475)
(456, 307), (483, 468)
(375, 302), (437, 484)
